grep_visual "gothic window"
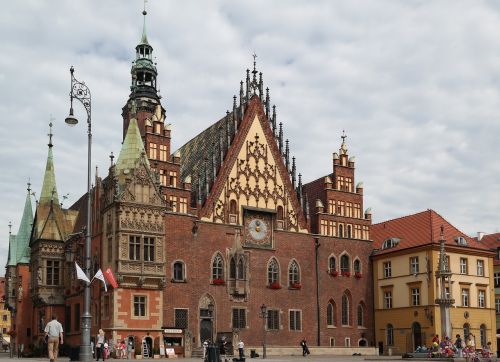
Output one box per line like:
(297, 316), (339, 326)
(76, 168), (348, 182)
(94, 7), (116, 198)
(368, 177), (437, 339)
(288, 260), (300, 286)
(212, 254), (224, 281)
(353, 259), (361, 274)
(340, 254), (350, 273)
(173, 261), (185, 282)
(133, 296), (146, 317)
(230, 257), (236, 279)
(268, 258), (279, 285)
(277, 206), (284, 220)
(346, 224), (352, 238)
(46, 260), (60, 286)
(327, 301), (336, 327)
(357, 303), (364, 326)
(129, 236), (141, 261)
(338, 224), (344, 238)
(328, 256), (337, 272)
(237, 258), (245, 280)
(341, 293), (350, 325)
(143, 237), (155, 262)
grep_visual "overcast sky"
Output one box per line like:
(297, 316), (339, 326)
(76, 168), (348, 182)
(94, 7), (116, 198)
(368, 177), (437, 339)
(1, 1), (499, 272)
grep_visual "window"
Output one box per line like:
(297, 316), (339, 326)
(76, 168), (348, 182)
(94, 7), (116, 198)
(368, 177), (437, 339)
(46, 260), (60, 286)
(170, 196), (177, 212)
(267, 310), (279, 330)
(387, 324), (394, 346)
(173, 261), (185, 281)
(169, 171), (177, 187)
(357, 304), (364, 327)
(445, 287), (451, 299)
(384, 291), (393, 309)
(328, 256), (336, 272)
(133, 296), (146, 317)
(327, 301), (336, 327)
(346, 225), (352, 238)
(462, 289), (469, 307)
(340, 255), (350, 273)
(159, 169), (167, 186)
(268, 258), (279, 285)
(495, 298), (500, 314)
(477, 260), (484, 276)
(338, 224), (344, 238)
(74, 303), (81, 331)
(174, 309), (188, 329)
(382, 238), (400, 250)
(345, 338), (351, 347)
(478, 290), (485, 308)
(2, 315), (6, 322)
(159, 145), (167, 161)
(103, 295), (110, 318)
(230, 258), (236, 279)
(149, 143), (157, 159)
(411, 288), (420, 306)
(237, 258), (245, 280)
(383, 262), (392, 278)
(353, 259), (361, 273)
(154, 123), (161, 134)
(232, 308), (246, 329)
(480, 324), (486, 347)
(460, 258), (468, 274)
(329, 338), (335, 347)
(289, 261), (300, 286)
(129, 236), (140, 261)
(455, 236), (468, 246)
(212, 254), (224, 281)
(144, 237), (155, 262)
(410, 257), (419, 274)
(341, 293), (350, 325)
(289, 310), (301, 331)
(179, 197), (187, 213)
(494, 273), (500, 288)
(328, 199), (335, 214)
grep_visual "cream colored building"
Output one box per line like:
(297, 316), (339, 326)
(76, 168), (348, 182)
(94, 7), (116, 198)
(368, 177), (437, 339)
(372, 210), (496, 355)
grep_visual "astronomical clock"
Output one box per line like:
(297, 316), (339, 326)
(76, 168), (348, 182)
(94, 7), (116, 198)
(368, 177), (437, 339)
(243, 208), (274, 248)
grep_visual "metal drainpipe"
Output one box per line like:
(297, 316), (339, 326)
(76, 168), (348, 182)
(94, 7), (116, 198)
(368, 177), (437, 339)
(314, 237), (321, 346)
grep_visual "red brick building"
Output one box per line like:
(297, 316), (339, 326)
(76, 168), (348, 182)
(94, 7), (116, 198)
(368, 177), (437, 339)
(6, 9), (375, 357)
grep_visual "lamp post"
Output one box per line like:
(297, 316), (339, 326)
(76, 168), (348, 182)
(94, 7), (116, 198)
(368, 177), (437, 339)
(207, 302), (214, 344)
(64, 66), (92, 362)
(260, 304), (267, 359)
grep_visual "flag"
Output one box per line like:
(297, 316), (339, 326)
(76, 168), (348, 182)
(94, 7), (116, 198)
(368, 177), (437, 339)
(104, 267), (119, 289)
(75, 262), (90, 283)
(93, 269), (107, 292)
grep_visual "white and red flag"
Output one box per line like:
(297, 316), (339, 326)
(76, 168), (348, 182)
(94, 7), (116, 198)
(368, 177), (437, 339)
(104, 267), (119, 289)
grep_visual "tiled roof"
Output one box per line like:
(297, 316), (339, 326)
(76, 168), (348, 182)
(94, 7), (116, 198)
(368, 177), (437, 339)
(116, 117), (150, 174)
(372, 209), (491, 256)
(476, 232), (500, 265)
(15, 190), (34, 264)
(39, 146), (59, 204)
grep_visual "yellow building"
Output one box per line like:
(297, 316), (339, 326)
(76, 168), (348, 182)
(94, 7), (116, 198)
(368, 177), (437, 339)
(0, 277), (11, 346)
(372, 210), (496, 355)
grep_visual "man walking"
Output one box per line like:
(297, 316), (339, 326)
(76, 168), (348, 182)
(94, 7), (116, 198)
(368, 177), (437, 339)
(44, 315), (63, 362)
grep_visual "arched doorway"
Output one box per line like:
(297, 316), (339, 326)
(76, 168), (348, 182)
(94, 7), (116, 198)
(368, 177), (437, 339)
(144, 336), (153, 358)
(358, 338), (367, 347)
(411, 322), (422, 350)
(199, 295), (215, 346)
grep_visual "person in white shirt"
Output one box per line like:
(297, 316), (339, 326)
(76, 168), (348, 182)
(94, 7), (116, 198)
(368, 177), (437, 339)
(44, 315), (63, 362)
(238, 340), (244, 359)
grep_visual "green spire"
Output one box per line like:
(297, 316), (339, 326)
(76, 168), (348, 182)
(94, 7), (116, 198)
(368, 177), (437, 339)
(7, 221), (16, 267)
(15, 185), (34, 264)
(116, 117), (150, 173)
(39, 123), (59, 204)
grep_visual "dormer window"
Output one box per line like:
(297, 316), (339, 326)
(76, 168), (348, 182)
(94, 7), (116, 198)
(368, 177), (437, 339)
(382, 238), (400, 250)
(455, 236), (468, 246)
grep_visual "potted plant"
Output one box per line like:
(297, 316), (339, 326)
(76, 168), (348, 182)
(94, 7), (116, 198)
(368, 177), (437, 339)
(329, 270), (339, 277)
(354, 272), (362, 279)
(290, 282), (302, 289)
(212, 278), (225, 285)
(269, 282), (281, 289)
(341, 271), (351, 277)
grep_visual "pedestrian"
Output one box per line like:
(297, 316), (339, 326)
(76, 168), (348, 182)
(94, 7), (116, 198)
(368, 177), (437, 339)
(203, 339), (209, 360)
(96, 329), (105, 361)
(44, 315), (64, 362)
(238, 339), (244, 359)
(432, 334), (439, 344)
(219, 338), (227, 362)
(455, 334), (463, 357)
(127, 339), (133, 360)
(300, 338), (310, 356)
(120, 340), (126, 359)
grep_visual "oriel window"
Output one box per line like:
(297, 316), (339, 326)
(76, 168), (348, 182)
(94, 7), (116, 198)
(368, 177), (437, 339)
(143, 237), (155, 262)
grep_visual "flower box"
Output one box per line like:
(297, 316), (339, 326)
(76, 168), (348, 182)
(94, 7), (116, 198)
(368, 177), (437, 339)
(354, 272), (362, 279)
(212, 278), (225, 285)
(329, 270), (339, 277)
(290, 283), (302, 289)
(269, 282), (281, 289)
(341, 271), (351, 277)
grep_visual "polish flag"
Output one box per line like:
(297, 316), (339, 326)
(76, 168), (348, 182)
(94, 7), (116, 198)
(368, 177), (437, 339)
(104, 267), (119, 289)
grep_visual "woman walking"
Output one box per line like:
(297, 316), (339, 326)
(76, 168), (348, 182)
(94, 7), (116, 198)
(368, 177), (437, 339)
(96, 329), (105, 361)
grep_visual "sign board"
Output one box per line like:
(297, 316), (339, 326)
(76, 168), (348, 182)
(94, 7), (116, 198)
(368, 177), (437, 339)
(163, 329), (183, 334)
(166, 348), (175, 356)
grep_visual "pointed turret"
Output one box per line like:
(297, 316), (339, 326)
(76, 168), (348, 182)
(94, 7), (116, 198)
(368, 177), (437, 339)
(7, 221), (16, 267)
(15, 183), (34, 264)
(115, 117), (150, 177)
(39, 123), (59, 204)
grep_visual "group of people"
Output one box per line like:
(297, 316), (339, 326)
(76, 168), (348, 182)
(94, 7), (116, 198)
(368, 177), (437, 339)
(416, 333), (494, 360)
(202, 338), (243, 361)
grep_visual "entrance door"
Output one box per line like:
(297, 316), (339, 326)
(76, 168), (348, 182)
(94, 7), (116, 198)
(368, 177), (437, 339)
(144, 337), (153, 358)
(200, 319), (213, 345)
(412, 322), (422, 350)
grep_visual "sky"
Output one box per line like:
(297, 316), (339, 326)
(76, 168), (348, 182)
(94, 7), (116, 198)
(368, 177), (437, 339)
(1, 1), (499, 272)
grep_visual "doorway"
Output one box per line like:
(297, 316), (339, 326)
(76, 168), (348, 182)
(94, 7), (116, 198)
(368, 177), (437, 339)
(200, 319), (213, 345)
(144, 336), (153, 358)
(411, 322), (422, 350)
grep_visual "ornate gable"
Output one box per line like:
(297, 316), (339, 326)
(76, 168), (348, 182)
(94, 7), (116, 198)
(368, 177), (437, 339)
(201, 96), (307, 233)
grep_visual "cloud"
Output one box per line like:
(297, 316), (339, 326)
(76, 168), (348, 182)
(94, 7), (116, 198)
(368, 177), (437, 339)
(0, 0), (499, 273)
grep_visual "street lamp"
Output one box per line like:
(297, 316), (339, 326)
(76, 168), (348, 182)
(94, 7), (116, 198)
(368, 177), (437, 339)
(260, 304), (267, 359)
(65, 66), (92, 362)
(207, 302), (214, 344)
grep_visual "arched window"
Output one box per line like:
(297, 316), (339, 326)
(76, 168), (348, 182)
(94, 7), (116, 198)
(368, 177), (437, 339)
(387, 324), (394, 346)
(357, 304), (364, 326)
(289, 260), (300, 286)
(353, 259), (361, 273)
(237, 258), (245, 280)
(341, 293), (350, 325)
(173, 261), (184, 281)
(463, 323), (470, 340)
(327, 301), (336, 327)
(212, 254), (224, 280)
(338, 224), (344, 238)
(329, 256), (337, 272)
(346, 225), (352, 238)
(268, 258), (279, 285)
(340, 254), (350, 273)
(230, 257), (236, 279)
(277, 206), (284, 220)
(480, 324), (487, 347)
(229, 200), (237, 214)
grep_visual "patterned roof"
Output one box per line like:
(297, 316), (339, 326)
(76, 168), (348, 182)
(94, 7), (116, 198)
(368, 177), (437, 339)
(39, 146), (59, 204)
(116, 117), (150, 175)
(15, 190), (34, 264)
(372, 209), (491, 256)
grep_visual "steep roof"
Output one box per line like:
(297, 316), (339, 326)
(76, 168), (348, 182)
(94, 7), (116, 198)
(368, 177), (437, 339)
(476, 232), (500, 265)
(6, 234), (17, 267)
(115, 117), (150, 175)
(39, 146), (59, 204)
(15, 189), (34, 264)
(372, 209), (490, 256)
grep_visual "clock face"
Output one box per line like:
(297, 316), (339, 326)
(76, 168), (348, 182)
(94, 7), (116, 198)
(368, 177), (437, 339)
(243, 210), (273, 248)
(248, 218), (268, 241)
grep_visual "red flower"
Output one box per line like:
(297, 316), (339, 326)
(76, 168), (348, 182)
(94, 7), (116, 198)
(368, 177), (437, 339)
(269, 282), (281, 289)
(291, 282), (302, 289)
(330, 270), (339, 277)
(354, 272), (362, 279)
(212, 278), (225, 285)
(341, 271), (351, 277)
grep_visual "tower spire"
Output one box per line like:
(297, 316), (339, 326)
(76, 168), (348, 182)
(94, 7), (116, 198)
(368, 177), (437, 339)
(141, 0), (149, 45)
(40, 123), (59, 204)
